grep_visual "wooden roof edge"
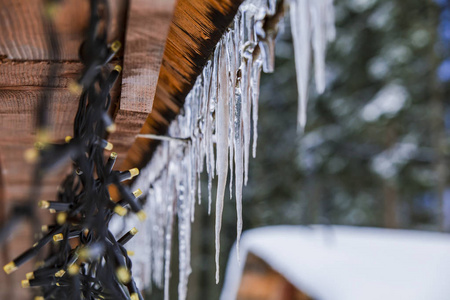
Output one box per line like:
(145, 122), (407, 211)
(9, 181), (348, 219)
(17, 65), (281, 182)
(118, 0), (244, 172)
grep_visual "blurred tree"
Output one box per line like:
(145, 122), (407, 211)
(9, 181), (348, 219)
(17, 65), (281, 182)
(243, 0), (449, 231)
(184, 0), (450, 299)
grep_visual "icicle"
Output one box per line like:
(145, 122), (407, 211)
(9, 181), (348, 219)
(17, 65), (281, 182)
(206, 61), (214, 214)
(227, 30), (236, 200)
(290, 0), (311, 131)
(259, 35), (275, 73)
(203, 61), (212, 176)
(197, 172), (202, 205)
(177, 145), (193, 300)
(326, 0), (336, 42)
(234, 87), (244, 262)
(189, 144), (196, 223)
(251, 59), (262, 158)
(163, 170), (175, 300)
(268, 0), (277, 15)
(310, 0), (326, 93)
(240, 11), (254, 187)
(208, 173), (213, 215)
(291, 0), (336, 129)
(215, 40), (230, 283)
(163, 207), (174, 300)
(151, 182), (165, 287)
(208, 48), (220, 215)
(241, 56), (252, 186)
(181, 93), (197, 224)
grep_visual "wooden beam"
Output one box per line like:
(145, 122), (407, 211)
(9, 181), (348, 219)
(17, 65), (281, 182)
(119, 0), (177, 113)
(108, 0), (177, 168)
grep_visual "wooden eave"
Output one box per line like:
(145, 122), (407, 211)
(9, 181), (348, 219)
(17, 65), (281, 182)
(117, 0), (244, 171)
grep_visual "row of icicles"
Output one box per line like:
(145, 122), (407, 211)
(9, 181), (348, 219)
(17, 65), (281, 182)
(120, 0), (336, 299)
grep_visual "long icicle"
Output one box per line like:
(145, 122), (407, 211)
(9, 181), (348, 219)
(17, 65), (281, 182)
(291, 0), (311, 131)
(215, 40), (230, 283)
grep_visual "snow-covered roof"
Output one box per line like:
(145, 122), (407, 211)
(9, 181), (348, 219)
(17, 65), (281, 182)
(221, 225), (450, 300)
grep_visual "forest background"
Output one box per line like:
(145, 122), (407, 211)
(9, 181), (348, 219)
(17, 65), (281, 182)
(149, 0), (450, 299)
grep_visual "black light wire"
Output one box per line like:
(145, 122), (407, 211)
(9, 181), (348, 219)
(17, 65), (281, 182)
(2, 1), (145, 299)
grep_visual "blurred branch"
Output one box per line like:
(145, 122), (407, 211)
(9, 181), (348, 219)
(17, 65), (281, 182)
(427, 1), (447, 231)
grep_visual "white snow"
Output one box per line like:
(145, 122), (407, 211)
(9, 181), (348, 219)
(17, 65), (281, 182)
(361, 83), (409, 122)
(116, 0), (336, 299)
(221, 225), (450, 300)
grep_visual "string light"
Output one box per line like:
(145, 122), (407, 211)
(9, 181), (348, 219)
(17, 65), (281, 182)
(1, 0), (144, 299)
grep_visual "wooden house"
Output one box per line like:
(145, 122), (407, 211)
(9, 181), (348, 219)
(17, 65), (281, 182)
(221, 225), (450, 300)
(0, 0), (243, 298)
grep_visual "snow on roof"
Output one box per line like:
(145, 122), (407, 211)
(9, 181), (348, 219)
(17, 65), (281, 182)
(220, 225), (450, 300)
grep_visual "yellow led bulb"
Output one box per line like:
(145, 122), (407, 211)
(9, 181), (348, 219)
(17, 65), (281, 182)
(3, 261), (17, 274)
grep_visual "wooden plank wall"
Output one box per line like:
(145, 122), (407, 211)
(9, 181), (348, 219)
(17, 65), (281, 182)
(238, 253), (313, 300)
(0, 1), (126, 297)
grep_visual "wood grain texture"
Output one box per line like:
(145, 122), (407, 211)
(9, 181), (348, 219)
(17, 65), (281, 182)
(0, 61), (121, 200)
(119, 0), (177, 113)
(119, 0), (244, 171)
(107, 0), (177, 170)
(0, 0), (126, 61)
(0, 61), (80, 201)
(0, 63), (81, 300)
